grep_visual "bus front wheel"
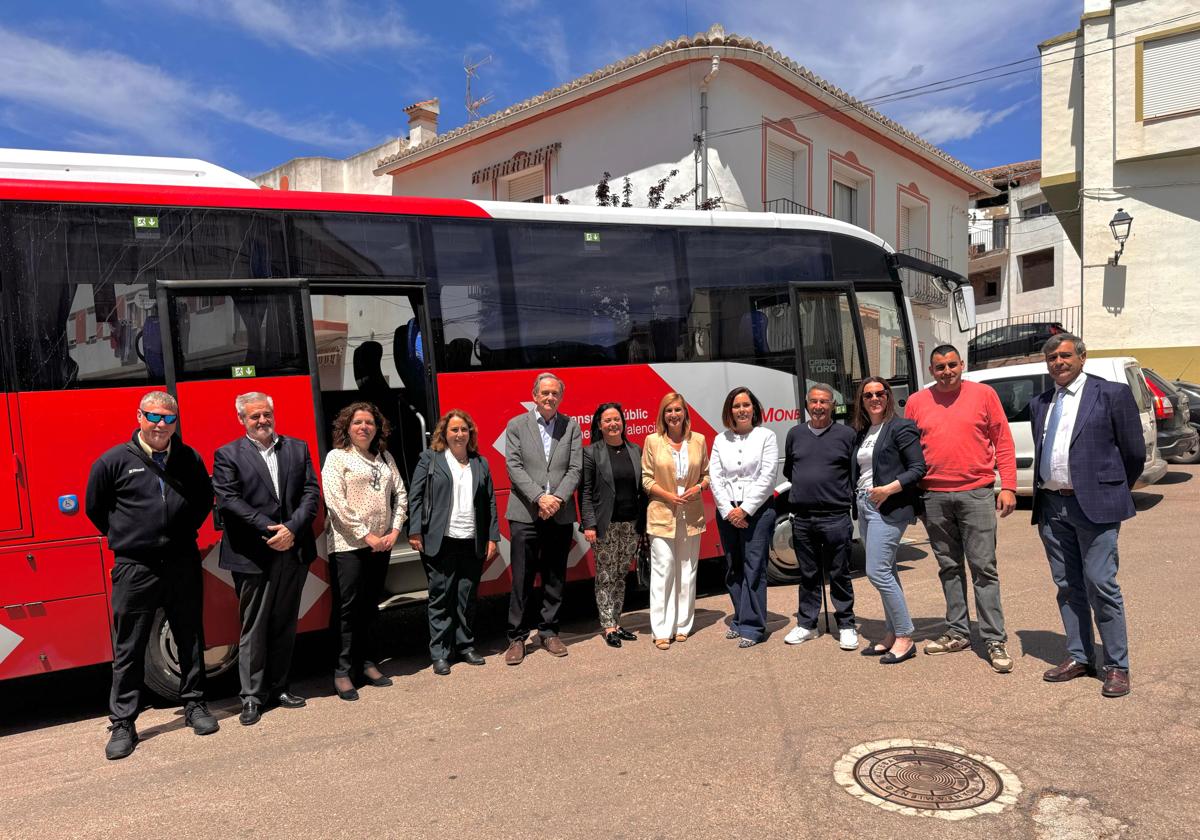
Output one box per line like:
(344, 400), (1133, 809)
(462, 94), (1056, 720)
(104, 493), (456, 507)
(142, 608), (239, 700)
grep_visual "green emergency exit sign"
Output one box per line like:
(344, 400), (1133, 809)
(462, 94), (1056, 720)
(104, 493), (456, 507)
(584, 232), (600, 243)
(232, 365), (257, 378)
(134, 216), (159, 229)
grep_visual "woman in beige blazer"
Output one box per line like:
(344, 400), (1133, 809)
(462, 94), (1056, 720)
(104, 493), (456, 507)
(641, 391), (710, 650)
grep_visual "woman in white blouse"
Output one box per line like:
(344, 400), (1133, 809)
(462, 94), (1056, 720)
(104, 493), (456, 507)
(710, 387), (779, 647)
(322, 402), (408, 701)
(407, 410), (500, 676)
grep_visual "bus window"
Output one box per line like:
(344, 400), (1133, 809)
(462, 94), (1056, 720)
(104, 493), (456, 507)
(683, 229), (831, 372)
(853, 288), (915, 402)
(169, 289), (308, 382)
(506, 223), (683, 368)
(832, 233), (891, 281)
(427, 221), (505, 372)
(1, 204), (286, 390)
(289, 214), (417, 277)
(793, 288), (865, 418)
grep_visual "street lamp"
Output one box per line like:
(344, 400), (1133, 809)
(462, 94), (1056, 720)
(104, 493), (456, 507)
(1109, 207), (1133, 265)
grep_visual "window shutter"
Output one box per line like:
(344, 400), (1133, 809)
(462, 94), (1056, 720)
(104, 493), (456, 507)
(833, 181), (857, 225)
(899, 206), (912, 249)
(507, 169), (544, 203)
(1143, 29), (1200, 119)
(766, 142), (795, 203)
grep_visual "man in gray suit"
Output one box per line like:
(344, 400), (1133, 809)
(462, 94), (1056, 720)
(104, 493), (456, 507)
(504, 372), (583, 665)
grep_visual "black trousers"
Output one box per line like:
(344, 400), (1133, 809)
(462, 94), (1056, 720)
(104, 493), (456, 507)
(232, 554), (305, 702)
(507, 519), (573, 641)
(792, 512), (856, 630)
(422, 537), (484, 661)
(109, 557), (206, 723)
(328, 548), (389, 677)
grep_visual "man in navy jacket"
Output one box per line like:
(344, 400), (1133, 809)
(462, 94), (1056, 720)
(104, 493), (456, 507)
(1030, 334), (1144, 698)
(213, 392), (320, 725)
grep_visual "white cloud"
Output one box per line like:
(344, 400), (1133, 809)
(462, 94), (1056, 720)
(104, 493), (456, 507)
(508, 15), (571, 82)
(689, 0), (1078, 144)
(158, 0), (420, 57)
(0, 26), (377, 157)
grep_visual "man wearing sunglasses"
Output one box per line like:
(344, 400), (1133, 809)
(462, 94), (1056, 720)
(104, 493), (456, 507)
(86, 391), (217, 760)
(212, 392), (321, 726)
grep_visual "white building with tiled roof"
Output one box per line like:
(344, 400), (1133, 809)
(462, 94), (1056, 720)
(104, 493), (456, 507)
(256, 24), (996, 352)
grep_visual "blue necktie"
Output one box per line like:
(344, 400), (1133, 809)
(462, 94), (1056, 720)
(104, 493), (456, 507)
(151, 450), (168, 496)
(1039, 390), (1065, 484)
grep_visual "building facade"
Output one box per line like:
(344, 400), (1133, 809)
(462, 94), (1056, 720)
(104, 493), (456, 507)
(257, 26), (995, 359)
(1039, 0), (1200, 377)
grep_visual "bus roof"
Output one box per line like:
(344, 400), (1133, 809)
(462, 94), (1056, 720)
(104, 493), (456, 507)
(0, 171), (889, 251)
(0, 147), (258, 188)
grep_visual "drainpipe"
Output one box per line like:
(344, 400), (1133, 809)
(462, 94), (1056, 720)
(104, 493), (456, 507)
(699, 56), (721, 208)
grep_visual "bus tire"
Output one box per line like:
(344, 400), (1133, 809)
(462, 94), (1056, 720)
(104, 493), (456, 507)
(142, 608), (239, 701)
(766, 514), (802, 586)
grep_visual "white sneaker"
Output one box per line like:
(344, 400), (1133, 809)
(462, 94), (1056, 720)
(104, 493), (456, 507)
(784, 625), (819, 645)
(838, 627), (859, 650)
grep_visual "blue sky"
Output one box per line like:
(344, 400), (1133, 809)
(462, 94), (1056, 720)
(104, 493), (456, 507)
(0, 0), (1082, 177)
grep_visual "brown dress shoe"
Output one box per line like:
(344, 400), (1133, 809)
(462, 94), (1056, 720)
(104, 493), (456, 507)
(541, 635), (569, 657)
(504, 640), (526, 666)
(1101, 667), (1131, 697)
(1043, 659), (1097, 682)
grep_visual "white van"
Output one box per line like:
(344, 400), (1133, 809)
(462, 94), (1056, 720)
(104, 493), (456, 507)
(964, 356), (1167, 495)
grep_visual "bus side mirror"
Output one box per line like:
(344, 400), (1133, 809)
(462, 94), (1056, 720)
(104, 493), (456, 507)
(953, 284), (976, 332)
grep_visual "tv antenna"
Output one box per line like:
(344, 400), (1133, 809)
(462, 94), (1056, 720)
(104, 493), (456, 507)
(465, 55), (494, 120)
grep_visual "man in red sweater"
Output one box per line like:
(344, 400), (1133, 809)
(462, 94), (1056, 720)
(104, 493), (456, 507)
(905, 345), (1017, 673)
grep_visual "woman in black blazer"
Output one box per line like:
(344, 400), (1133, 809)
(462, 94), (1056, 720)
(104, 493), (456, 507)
(579, 402), (647, 648)
(850, 377), (927, 665)
(407, 409), (500, 676)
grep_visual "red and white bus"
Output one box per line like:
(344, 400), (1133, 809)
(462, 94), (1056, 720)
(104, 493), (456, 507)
(0, 151), (973, 694)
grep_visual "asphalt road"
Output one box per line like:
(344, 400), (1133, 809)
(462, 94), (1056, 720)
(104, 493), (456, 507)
(2, 466), (1197, 839)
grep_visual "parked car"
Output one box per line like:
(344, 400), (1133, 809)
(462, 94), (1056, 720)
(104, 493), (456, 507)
(1167, 377), (1200, 464)
(1142, 368), (1198, 464)
(967, 321), (1065, 368)
(964, 356), (1167, 495)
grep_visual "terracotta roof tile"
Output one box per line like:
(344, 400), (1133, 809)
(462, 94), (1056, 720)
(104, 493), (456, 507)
(376, 27), (991, 189)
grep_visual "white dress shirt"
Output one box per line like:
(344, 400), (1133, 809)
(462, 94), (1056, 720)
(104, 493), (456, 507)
(444, 450), (476, 539)
(710, 426), (778, 518)
(536, 411), (557, 494)
(1041, 372), (1086, 491)
(248, 434), (281, 498)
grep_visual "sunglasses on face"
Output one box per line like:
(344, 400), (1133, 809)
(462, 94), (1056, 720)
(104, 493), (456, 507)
(142, 411), (178, 424)
(862, 392), (888, 401)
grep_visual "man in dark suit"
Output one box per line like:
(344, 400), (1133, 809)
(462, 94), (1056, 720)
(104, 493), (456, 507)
(213, 392), (321, 724)
(503, 372), (583, 665)
(1030, 334), (1144, 698)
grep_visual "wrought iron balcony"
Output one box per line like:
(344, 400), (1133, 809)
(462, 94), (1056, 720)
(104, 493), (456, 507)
(764, 197), (830, 218)
(898, 248), (950, 308)
(969, 217), (1009, 257)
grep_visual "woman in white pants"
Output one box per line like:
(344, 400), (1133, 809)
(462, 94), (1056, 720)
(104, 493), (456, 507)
(641, 392), (709, 650)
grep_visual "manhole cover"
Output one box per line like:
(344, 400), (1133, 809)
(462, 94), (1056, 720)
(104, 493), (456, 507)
(834, 739), (1021, 821)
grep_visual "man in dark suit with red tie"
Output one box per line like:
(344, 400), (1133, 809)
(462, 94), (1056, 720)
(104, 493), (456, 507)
(213, 392), (321, 724)
(1030, 334), (1144, 698)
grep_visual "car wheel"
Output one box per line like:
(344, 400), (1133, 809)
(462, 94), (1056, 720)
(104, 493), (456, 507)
(143, 608), (239, 700)
(1168, 433), (1200, 465)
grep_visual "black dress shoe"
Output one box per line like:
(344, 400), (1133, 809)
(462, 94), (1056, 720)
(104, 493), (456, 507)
(335, 685), (359, 702)
(615, 627), (637, 641)
(879, 645), (917, 665)
(239, 699), (262, 726)
(861, 644), (888, 657)
(457, 648), (486, 666)
(432, 659), (452, 676)
(603, 631), (622, 648)
(274, 692), (307, 709)
(364, 673), (394, 687)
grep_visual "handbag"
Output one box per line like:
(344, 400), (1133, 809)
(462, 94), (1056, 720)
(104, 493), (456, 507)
(635, 534), (652, 589)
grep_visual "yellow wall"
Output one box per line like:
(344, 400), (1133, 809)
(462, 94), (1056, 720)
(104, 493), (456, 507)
(1088, 345), (1200, 380)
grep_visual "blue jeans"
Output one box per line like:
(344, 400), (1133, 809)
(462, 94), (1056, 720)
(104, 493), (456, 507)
(1037, 492), (1129, 670)
(858, 492), (914, 638)
(716, 505), (777, 642)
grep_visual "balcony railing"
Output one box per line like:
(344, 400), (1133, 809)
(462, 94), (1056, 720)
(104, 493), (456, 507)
(898, 247), (950, 308)
(969, 217), (1009, 256)
(764, 197), (830, 218)
(970, 305), (1081, 342)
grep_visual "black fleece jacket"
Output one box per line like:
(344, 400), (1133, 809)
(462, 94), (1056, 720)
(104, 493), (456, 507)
(85, 432), (214, 560)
